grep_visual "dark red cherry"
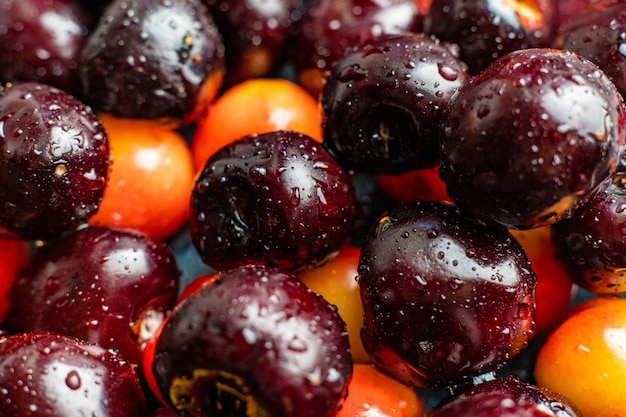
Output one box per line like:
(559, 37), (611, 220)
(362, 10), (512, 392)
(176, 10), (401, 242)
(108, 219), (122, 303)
(430, 376), (583, 416)
(189, 130), (358, 272)
(151, 265), (352, 417)
(291, 0), (423, 97)
(551, 170), (626, 294)
(79, 0), (225, 124)
(0, 331), (147, 417)
(358, 201), (536, 388)
(321, 33), (470, 174)
(6, 226), (180, 365)
(204, 0), (306, 87)
(422, 0), (555, 74)
(439, 48), (624, 230)
(0, 81), (109, 241)
(0, 0), (93, 96)
(554, 0), (626, 98)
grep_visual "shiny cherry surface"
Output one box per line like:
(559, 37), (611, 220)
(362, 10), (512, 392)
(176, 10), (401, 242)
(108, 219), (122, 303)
(6, 226), (180, 365)
(151, 265), (352, 417)
(190, 130), (358, 272)
(79, 0), (225, 124)
(0, 0), (92, 96)
(0, 331), (147, 417)
(439, 48), (624, 230)
(321, 33), (470, 174)
(358, 201), (536, 388)
(0, 81), (109, 241)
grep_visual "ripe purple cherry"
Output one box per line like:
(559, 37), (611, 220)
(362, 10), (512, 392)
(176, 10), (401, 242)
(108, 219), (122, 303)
(0, 331), (147, 417)
(6, 226), (180, 365)
(439, 48), (624, 230)
(189, 130), (358, 272)
(151, 265), (353, 417)
(321, 32), (470, 174)
(358, 201), (536, 388)
(0, 81), (109, 241)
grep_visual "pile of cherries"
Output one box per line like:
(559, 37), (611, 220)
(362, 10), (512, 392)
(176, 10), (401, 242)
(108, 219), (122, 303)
(1, 0), (626, 416)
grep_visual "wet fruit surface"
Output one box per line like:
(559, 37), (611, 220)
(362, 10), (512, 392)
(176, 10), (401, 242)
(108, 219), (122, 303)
(190, 130), (358, 271)
(0, 0), (92, 96)
(358, 201), (536, 387)
(0, 81), (110, 241)
(552, 170), (626, 294)
(439, 48), (624, 230)
(151, 265), (353, 417)
(79, 0), (225, 124)
(0, 331), (148, 417)
(321, 33), (470, 174)
(292, 0), (423, 97)
(534, 296), (626, 417)
(0, 238), (28, 323)
(6, 226), (180, 365)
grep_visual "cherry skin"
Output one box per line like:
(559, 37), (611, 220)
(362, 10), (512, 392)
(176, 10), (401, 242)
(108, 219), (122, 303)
(551, 170), (626, 294)
(79, 0), (225, 124)
(0, 331), (147, 417)
(0, 238), (28, 324)
(358, 201), (536, 388)
(0, 0), (93, 96)
(0, 81), (110, 241)
(190, 130), (358, 272)
(6, 226), (180, 365)
(151, 265), (353, 417)
(321, 32), (470, 174)
(439, 48), (624, 230)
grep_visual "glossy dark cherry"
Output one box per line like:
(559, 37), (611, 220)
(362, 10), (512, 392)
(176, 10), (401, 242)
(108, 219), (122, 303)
(0, 82), (110, 241)
(554, 0), (626, 98)
(204, 0), (305, 87)
(551, 170), (626, 294)
(151, 265), (352, 417)
(439, 48), (624, 230)
(6, 226), (180, 365)
(291, 0), (423, 97)
(0, 0), (93, 96)
(358, 201), (536, 388)
(189, 130), (358, 272)
(322, 33), (470, 174)
(79, 0), (225, 124)
(422, 0), (555, 74)
(0, 331), (147, 417)
(430, 376), (582, 416)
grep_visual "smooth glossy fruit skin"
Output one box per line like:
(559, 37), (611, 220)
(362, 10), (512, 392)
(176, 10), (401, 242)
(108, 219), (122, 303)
(509, 226), (574, 335)
(554, 1), (626, 102)
(79, 0), (225, 124)
(89, 114), (196, 240)
(0, 238), (28, 324)
(338, 364), (426, 417)
(0, 81), (110, 241)
(190, 130), (358, 272)
(0, 0), (92, 96)
(292, 0), (423, 97)
(204, 0), (305, 87)
(430, 376), (582, 417)
(358, 201), (536, 388)
(297, 245), (369, 363)
(422, 0), (555, 74)
(191, 78), (323, 170)
(534, 296), (626, 417)
(551, 171), (626, 294)
(321, 33), (470, 174)
(439, 48), (625, 230)
(0, 331), (147, 417)
(6, 226), (180, 365)
(151, 265), (353, 417)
